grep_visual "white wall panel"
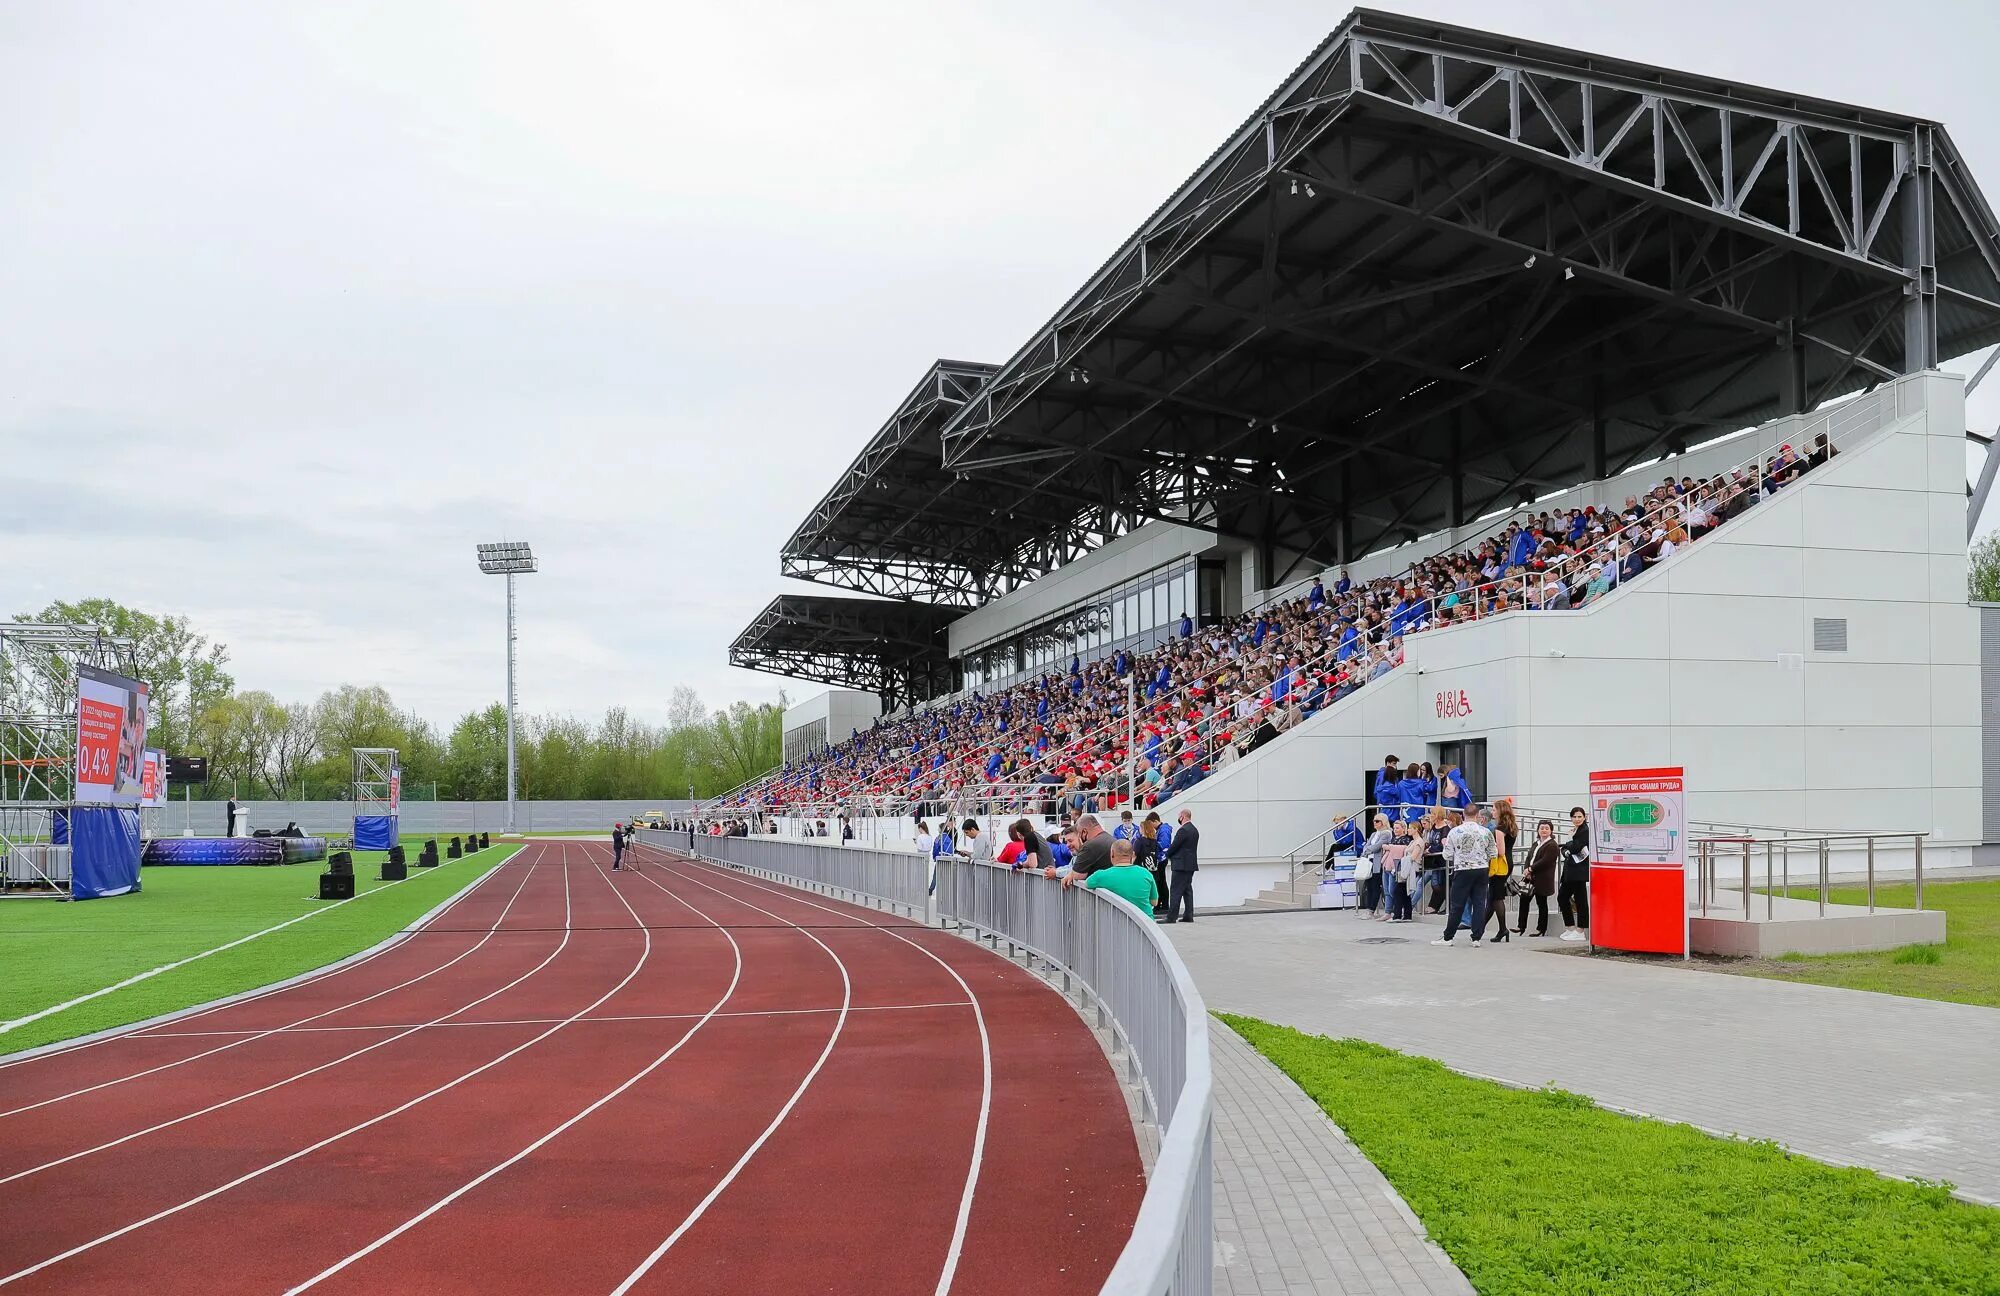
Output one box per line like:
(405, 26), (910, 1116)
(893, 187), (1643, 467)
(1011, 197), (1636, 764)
(1930, 665), (1981, 726)
(1803, 548), (1932, 601)
(1665, 541), (1803, 597)
(1820, 431), (1926, 491)
(1665, 592), (1803, 661)
(1804, 487), (1928, 554)
(1801, 598), (1928, 663)
(1803, 726), (1932, 789)
(1804, 663), (1932, 726)
(1667, 725), (1807, 790)
(1532, 590), (1672, 659)
(1931, 553), (1970, 604)
(1666, 658), (1804, 728)
(1933, 603), (1982, 665)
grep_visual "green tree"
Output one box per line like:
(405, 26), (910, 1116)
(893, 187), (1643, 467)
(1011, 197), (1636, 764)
(1972, 533), (2000, 602)
(17, 597), (234, 755)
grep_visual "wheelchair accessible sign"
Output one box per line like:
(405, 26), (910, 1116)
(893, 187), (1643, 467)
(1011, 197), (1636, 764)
(1588, 766), (1687, 957)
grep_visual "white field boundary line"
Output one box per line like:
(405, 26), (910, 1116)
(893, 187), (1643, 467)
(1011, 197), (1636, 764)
(604, 851), (856, 1296)
(0, 863), (570, 1189)
(137, 1000), (972, 1038)
(0, 844), (521, 1043)
(0, 847), (649, 1288)
(280, 845), (739, 1293)
(643, 848), (993, 1296)
(0, 858), (544, 1120)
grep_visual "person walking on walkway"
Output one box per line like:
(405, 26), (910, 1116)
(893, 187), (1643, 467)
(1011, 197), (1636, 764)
(1162, 809), (1199, 923)
(1433, 805), (1495, 946)
(611, 823), (626, 870)
(1558, 806), (1592, 941)
(1516, 819), (1558, 936)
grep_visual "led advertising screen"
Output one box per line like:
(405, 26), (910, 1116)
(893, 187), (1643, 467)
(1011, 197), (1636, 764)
(76, 664), (150, 808)
(141, 748), (168, 808)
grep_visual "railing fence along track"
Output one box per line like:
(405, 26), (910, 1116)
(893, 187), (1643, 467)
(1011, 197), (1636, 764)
(634, 828), (1212, 1296)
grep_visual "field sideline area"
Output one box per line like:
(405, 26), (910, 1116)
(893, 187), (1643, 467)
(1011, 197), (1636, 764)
(0, 844), (518, 1056)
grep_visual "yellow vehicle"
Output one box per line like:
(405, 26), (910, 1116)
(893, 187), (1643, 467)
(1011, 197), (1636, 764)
(636, 811), (668, 829)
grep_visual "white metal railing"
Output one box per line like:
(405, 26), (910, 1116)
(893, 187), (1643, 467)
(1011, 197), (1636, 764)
(636, 829), (1212, 1295)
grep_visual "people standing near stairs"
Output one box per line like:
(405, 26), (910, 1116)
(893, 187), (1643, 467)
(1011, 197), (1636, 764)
(1373, 755), (1402, 827)
(1135, 811), (1166, 916)
(1558, 806), (1593, 941)
(1162, 809), (1199, 923)
(1358, 813), (1391, 917)
(1516, 819), (1558, 936)
(1482, 799), (1519, 943)
(1434, 805), (1496, 946)
(1420, 810), (1450, 916)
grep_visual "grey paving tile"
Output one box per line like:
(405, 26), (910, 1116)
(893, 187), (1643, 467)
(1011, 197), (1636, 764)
(1209, 1019), (1474, 1294)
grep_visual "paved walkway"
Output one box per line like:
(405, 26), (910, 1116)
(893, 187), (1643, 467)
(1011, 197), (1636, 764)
(1172, 911), (2000, 1205)
(1210, 1021), (1473, 1295)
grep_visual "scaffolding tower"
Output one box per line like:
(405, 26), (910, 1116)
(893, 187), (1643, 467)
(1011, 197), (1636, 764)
(0, 623), (141, 894)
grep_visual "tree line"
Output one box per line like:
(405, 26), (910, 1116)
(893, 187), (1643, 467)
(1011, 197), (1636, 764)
(17, 599), (782, 801)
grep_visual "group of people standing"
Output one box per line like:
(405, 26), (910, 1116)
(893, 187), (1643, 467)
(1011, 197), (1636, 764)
(1345, 795), (1593, 944)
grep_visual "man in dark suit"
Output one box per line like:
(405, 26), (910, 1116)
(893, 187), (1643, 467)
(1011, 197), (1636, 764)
(1163, 809), (1199, 923)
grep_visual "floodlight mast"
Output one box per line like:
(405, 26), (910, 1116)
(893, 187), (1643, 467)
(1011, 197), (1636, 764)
(476, 542), (537, 832)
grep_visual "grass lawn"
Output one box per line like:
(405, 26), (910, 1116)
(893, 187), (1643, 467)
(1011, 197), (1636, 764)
(1224, 1014), (2000, 1295)
(1718, 879), (2000, 1009)
(0, 843), (518, 1056)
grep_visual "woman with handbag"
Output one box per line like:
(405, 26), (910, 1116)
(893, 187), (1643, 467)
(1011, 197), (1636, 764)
(1515, 819), (1559, 936)
(1558, 806), (1592, 941)
(1483, 799), (1520, 943)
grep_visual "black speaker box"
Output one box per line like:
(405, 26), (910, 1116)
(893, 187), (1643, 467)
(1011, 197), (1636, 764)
(380, 859), (408, 882)
(328, 851), (354, 877)
(319, 872), (356, 900)
(447, 840), (462, 859)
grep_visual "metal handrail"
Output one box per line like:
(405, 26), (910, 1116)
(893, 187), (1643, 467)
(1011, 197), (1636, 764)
(1692, 830), (1928, 918)
(644, 830), (1213, 1295)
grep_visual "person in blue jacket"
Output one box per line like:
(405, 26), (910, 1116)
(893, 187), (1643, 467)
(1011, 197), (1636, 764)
(1373, 756), (1402, 823)
(1308, 577), (1325, 611)
(1399, 762), (1436, 822)
(1154, 814), (1174, 864)
(1439, 765), (1473, 810)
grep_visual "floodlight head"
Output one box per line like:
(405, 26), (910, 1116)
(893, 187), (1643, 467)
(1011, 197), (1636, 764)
(477, 541), (537, 575)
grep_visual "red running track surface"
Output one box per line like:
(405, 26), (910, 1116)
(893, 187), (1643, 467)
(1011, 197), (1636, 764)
(0, 841), (1144, 1294)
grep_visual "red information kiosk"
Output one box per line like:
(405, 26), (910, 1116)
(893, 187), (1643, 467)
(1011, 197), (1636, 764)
(1587, 767), (1687, 957)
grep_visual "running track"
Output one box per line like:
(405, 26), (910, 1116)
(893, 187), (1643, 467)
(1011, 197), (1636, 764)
(0, 841), (1142, 1294)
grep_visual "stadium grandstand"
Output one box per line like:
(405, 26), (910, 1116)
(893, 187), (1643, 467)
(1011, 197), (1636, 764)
(725, 10), (2000, 907)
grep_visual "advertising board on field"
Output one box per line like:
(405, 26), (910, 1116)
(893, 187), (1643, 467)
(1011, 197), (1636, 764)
(75, 664), (150, 808)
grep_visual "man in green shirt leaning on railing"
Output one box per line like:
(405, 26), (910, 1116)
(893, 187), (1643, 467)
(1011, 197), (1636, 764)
(1066, 837), (1159, 913)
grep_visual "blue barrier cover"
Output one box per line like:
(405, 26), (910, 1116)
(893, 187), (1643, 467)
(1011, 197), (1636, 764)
(354, 816), (399, 850)
(71, 807), (142, 899)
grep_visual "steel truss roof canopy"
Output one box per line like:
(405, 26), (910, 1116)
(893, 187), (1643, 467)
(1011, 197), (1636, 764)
(729, 594), (961, 707)
(932, 9), (2000, 571)
(780, 359), (1066, 608)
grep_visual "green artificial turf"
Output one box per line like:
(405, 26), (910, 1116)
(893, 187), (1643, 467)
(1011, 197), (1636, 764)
(0, 844), (518, 1056)
(1223, 1014), (2000, 1295)
(1725, 879), (2000, 1008)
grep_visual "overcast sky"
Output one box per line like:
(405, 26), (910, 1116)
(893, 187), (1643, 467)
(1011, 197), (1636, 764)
(5, 0), (1997, 729)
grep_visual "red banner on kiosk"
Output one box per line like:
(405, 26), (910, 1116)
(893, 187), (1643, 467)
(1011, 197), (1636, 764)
(1588, 766), (1687, 956)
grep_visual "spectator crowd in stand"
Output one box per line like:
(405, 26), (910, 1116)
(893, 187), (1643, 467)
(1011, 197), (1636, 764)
(714, 430), (1839, 853)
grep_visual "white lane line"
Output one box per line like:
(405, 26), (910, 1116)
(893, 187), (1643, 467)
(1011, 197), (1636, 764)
(280, 845), (736, 1294)
(0, 845), (517, 1041)
(607, 853), (855, 1296)
(648, 849), (994, 1296)
(0, 850), (626, 1287)
(0, 860), (568, 1189)
(0, 857), (544, 1120)
(136, 1001), (974, 1039)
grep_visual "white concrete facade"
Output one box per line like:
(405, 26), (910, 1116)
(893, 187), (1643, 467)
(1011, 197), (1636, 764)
(781, 689), (882, 764)
(1159, 372), (1978, 885)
